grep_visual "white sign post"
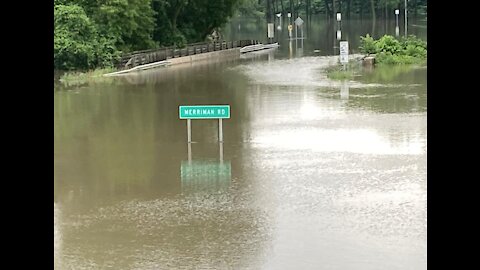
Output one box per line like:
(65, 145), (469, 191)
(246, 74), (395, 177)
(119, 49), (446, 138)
(339, 41), (349, 69)
(276, 13), (282, 30)
(267, 23), (274, 38)
(395, 9), (400, 36)
(336, 12), (342, 29)
(267, 23), (274, 42)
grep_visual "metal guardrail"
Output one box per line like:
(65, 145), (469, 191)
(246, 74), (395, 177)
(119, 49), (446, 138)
(117, 40), (260, 69)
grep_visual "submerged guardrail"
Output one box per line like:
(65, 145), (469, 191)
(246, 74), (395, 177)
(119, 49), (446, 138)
(117, 40), (261, 70)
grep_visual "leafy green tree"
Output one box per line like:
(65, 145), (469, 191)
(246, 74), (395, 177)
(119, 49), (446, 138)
(79, 0), (157, 51)
(180, 0), (241, 41)
(54, 4), (101, 69)
(236, 0), (265, 18)
(152, 0), (241, 47)
(152, 0), (188, 47)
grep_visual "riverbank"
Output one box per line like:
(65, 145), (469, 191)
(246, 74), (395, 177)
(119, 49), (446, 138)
(56, 42), (278, 87)
(56, 67), (116, 88)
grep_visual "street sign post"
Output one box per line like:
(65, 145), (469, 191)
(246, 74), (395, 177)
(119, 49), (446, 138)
(179, 105), (230, 142)
(294, 17), (304, 41)
(339, 41), (349, 68)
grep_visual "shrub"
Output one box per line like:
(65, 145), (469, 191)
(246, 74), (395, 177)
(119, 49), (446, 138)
(54, 5), (99, 70)
(359, 34), (427, 65)
(54, 4), (121, 70)
(359, 34), (378, 54)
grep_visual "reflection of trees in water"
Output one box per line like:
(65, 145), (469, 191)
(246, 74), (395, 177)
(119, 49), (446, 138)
(54, 60), (273, 268)
(346, 86), (426, 113)
(358, 64), (426, 84)
(54, 57), (258, 210)
(116, 58), (242, 86)
(54, 85), (179, 210)
(341, 64), (426, 113)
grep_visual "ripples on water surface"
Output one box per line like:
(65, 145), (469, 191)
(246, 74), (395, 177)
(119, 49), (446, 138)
(54, 17), (426, 270)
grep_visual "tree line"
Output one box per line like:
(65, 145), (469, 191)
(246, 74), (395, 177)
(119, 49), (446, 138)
(54, 0), (427, 70)
(239, 0), (427, 21)
(54, 0), (241, 70)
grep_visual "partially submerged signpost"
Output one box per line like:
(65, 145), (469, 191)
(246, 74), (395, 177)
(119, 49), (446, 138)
(339, 41), (349, 70)
(294, 16), (304, 41)
(179, 105), (231, 193)
(267, 23), (274, 43)
(179, 105), (230, 143)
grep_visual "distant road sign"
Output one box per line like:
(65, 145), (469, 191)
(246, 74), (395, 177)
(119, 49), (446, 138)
(179, 105), (230, 119)
(295, 17), (304, 26)
(288, 24), (293, 31)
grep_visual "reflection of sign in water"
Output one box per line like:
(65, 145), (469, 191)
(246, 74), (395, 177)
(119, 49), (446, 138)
(181, 160), (231, 192)
(339, 41), (349, 64)
(179, 105), (230, 119)
(340, 82), (349, 100)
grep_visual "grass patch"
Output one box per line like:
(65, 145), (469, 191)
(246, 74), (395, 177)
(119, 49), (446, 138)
(325, 59), (362, 81)
(58, 67), (117, 88)
(327, 67), (355, 80)
(375, 53), (427, 65)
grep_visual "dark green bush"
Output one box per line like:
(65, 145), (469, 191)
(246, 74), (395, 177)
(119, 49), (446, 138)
(359, 34), (377, 54)
(54, 5), (98, 70)
(359, 34), (427, 65)
(54, 4), (121, 70)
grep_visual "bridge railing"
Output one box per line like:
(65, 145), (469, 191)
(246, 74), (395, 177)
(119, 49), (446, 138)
(117, 40), (260, 69)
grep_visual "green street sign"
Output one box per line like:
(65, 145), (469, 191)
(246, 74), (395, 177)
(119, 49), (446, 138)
(179, 105), (230, 119)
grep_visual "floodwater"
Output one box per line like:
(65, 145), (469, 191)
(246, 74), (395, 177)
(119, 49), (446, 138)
(54, 16), (427, 269)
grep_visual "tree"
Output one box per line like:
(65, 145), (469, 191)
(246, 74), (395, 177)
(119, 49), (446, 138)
(90, 0), (157, 51)
(152, 0), (241, 46)
(181, 0), (241, 41)
(54, 4), (103, 69)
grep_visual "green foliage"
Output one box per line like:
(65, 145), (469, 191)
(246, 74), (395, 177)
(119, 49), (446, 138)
(327, 69), (355, 80)
(59, 67), (116, 88)
(359, 34), (377, 54)
(359, 34), (427, 65)
(236, 0), (264, 18)
(375, 53), (422, 65)
(325, 60), (361, 81)
(55, 0), (241, 70)
(92, 0), (157, 51)
(180, 0), (240, 42)
(54, 4), (123, 70)
(55, 1), (159, 70)
(375, 35), (401, 54)
(54, 4), (101, 70)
